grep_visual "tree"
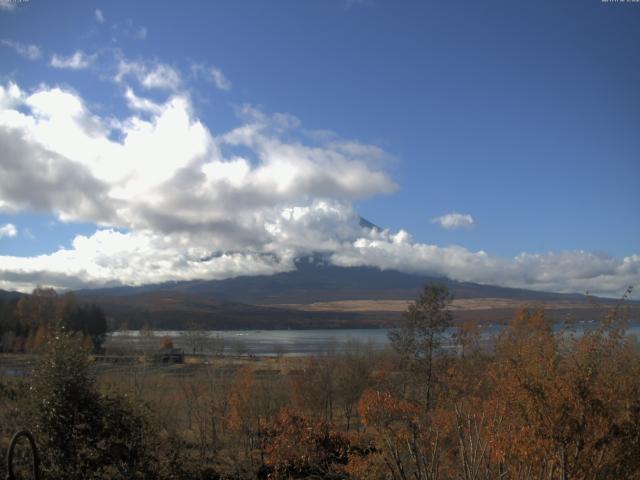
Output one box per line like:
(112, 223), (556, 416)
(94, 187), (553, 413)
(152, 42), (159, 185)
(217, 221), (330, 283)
(389, 284), (452, 408)
(8, 290), (108, 353)
(160, 335), (174, 350)
(183, 321), (207, 355)
(26, 328), (158, 479)
(15, 288), (60, 332)
(487, 307), (640, 479)
(291, 355), (337, 422)
(62, 301), (108, 352)
(264, 408), (350, 479)
(357, 389), (441, 480)
(227, 367), (261, 460)
(335, 339), (375, 431)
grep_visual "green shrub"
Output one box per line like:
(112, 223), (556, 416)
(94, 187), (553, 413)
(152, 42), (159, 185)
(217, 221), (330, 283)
(25, 330), (160, 479)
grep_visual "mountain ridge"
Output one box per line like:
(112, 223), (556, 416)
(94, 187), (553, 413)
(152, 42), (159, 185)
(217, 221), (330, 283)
(74, 257), (605, 305)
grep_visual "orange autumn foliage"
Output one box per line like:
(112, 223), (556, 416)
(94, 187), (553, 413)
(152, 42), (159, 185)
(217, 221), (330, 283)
(486, 308), (640, 479)
(159, 335), (174, 350)
(264, 408), (350, 479)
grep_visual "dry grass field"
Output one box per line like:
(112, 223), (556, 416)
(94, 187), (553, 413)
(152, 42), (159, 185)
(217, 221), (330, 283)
(267, 297), (610, 313)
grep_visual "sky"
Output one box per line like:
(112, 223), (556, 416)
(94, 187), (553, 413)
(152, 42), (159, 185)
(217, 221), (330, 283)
(0, 0), (638, 297)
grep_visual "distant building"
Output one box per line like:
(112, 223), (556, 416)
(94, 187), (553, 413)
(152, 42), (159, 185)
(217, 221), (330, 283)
(155, 346), (184, 364)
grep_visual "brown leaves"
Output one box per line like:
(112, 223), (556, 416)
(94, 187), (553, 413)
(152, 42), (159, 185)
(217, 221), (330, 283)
(486, 307), (640, 478)
(264, 408), (350, 479)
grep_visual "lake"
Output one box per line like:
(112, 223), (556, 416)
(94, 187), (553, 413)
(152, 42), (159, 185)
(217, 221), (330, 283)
(106, 319), (640, 356)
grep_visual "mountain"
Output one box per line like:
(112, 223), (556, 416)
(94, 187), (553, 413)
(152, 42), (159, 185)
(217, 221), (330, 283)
(73, 256), (637, 330)
(0, 289), (25, 302)
(77, 290), (375, 330)
(78, 255), (593, 305)
(4, 214), (634, 330)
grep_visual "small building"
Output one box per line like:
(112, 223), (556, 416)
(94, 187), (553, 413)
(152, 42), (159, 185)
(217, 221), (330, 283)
(155, 347), (184, 364)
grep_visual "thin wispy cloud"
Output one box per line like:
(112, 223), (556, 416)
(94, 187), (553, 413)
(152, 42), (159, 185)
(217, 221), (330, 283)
(95, 8), (105, 23)
(1, 39), (42, 60)
(432, 212), (476, 230)
(50, 50), (95, 70)
(112, 19), (147, 41)
(210, 67), (231, 91)
(115, 59), (181, 91)
(0, 223), (17, 239)
(0, 0), (16, 11)
(191, 63), (232, 91)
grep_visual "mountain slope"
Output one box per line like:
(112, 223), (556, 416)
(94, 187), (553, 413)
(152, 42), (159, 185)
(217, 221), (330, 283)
(78, 290), (376, 330)
(69, 256), (638, 330)
(98, 257), (594, 305)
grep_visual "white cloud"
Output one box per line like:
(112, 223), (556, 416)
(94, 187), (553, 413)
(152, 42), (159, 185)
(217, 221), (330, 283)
(0, 229), (293, 291)
(95, 8), (105, 23)
(1, 39), (42, 60)
(112, 19), (147, 41)
(0, 0), (16, 11)
(0, 81), (393, 257)
(0, 79), (637, 297)
(116, 59), (181, 91)
(210, 67), (231, 91)
(123, 87), (163, 114)
(50, 50), (95, 70)
(191, 63), (232, 91)
(432, 212), (475, 230)
(330, 229), (640, 298)
(0, 223), (17, 238)
(0, 83), (24, 109)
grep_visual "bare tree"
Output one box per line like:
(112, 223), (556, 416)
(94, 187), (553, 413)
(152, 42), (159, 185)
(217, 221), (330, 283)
(183, 321), (207, 355)
(335, 338), (375, 431)
(389, 284), (452, 409)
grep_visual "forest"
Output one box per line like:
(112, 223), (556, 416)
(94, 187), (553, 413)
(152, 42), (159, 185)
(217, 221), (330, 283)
(0, 285), (638, 479)
(0, 288), (108, 353)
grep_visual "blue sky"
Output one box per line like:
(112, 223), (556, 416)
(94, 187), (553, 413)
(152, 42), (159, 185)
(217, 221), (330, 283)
(0, 0), (638, 296)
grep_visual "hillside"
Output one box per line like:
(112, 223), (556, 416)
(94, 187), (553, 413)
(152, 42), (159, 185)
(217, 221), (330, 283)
(77, 290), (378, 330)
(71, 257), (637, 330)
(78, 255), (595, 305)
(4, 254), (634, 330)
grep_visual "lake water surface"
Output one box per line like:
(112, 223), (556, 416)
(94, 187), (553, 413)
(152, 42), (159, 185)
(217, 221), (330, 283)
(107, 320), (640, 356)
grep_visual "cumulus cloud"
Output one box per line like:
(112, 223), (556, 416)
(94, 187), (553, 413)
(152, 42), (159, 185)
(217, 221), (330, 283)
(123, 87), (163, 114)
(432, 212), (475, 230)
(330, 229), (640, 298)
(0, 77), (637, 297)
(0, 127), (116, 222)
(95, 9), (105, 23)
(0, 229), (293, 291)
(50, 50), (95, 70)
(0, 223), (17, 238)
(1, 39), (42, 60)
(0, 80), (396, 289)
